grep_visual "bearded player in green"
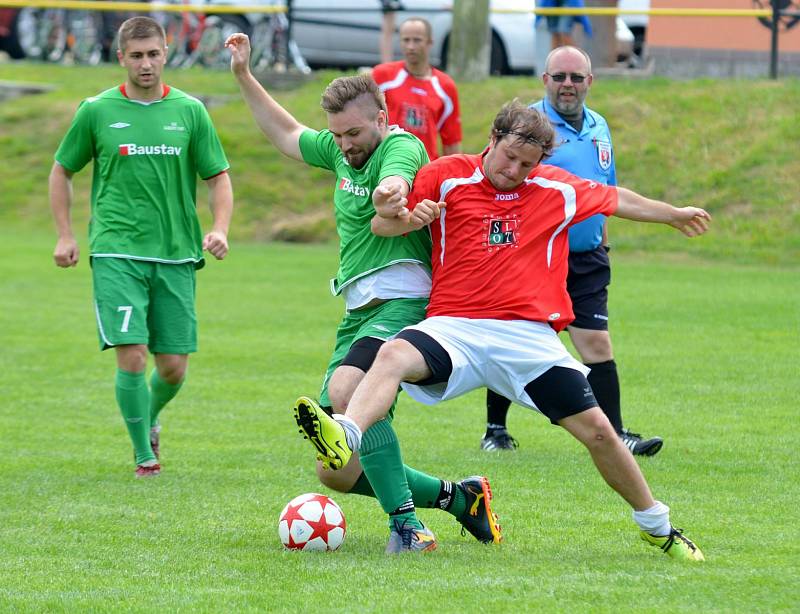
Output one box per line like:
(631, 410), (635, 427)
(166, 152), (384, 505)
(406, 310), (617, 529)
(49, 17), (234, 478)
(226, 33), (501, 553)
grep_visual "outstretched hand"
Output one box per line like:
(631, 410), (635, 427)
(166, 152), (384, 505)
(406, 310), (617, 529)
(670, 207), (712, 237)
(225, 32), (252, 75)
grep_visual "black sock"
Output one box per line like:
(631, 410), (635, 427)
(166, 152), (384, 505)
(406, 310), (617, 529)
(486, 389), (512, 433)
(586, 359), (623, 432)
(389, 498), (416, 518)
(435, 480), (456, 511)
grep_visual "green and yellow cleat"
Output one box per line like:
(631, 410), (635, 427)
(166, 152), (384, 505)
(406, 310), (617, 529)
(293, 396), (352, 471)
(385, 519), (438, 554)
(641, 527), (705, 561)
(457, 476), (503, 544)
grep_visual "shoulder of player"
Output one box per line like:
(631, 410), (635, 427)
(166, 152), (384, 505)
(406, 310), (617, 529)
(162, 86), (205, 108)
(533, 163), (613, 189)
(79, 85), (123, 106)
(431, 67), (457, 88)
(533, 163), (582, 182)
(382, 128), (426, 152)
(418, 152), (479, 182)
(372, 61), (404, 83)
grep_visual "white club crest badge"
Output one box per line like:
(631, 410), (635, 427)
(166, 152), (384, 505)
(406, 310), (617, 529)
(596, 139), (612, 171)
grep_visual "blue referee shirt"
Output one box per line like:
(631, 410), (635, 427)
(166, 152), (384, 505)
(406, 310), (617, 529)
(530, 98), (617, 252)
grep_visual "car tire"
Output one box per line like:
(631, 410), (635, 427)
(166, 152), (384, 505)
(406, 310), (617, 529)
(489, 32), (508, 75)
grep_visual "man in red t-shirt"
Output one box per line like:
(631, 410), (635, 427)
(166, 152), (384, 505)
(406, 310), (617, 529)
(299, 101), (710, 560)
(372, 17), (461, 160)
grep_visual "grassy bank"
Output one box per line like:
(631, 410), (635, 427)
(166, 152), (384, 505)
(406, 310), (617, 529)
(1, 63), (798, 265)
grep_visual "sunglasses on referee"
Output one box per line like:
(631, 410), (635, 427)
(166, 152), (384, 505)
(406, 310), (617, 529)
(545, 72), (589, 83)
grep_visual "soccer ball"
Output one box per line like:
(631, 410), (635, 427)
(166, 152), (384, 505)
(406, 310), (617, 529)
(278, 493), (346, 551)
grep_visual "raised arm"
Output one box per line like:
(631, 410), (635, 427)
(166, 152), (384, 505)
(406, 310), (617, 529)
(614, 187), (711, 237)
(225, 33), (305, 161)
(49, 162), (79, 267)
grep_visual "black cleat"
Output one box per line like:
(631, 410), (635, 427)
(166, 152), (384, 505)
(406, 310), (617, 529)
(480, 428), (519, 451)
(619, 428), (663, 457)
(456, 476), (502, 544)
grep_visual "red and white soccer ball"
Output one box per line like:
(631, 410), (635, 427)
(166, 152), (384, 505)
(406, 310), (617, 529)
(278, 493), (346, 551)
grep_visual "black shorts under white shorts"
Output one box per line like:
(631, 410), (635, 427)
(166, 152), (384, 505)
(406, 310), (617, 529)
(567, 245), (611, 331)
(396, 328), (598, 424)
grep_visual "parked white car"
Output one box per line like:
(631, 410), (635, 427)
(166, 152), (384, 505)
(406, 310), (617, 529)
(286, 0), (634, 74)
(286, 0), (532, 74)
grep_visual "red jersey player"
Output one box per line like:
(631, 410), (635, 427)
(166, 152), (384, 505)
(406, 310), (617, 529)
(372, 17), (461, 160)
(296, 100), (710, 560)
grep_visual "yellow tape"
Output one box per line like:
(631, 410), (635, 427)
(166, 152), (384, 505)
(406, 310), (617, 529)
(0, 2), (772, 18)
(0, 1), (285, 14)
(500, 8), (772, 17)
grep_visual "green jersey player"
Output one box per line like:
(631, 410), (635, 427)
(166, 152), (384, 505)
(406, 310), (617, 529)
(49, 16), (234, 478)
(226, 33), (501, 552)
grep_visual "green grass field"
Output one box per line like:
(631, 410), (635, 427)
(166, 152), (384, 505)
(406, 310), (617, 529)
(1, 229), (797, 611)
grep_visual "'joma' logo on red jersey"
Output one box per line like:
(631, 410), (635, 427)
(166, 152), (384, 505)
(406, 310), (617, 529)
(495, 193), (519, 201)
(119, 143), (183, 156)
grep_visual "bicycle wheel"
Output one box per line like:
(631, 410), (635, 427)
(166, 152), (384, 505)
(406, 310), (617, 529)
(193, 14), (249, 69)
(39, 9), (68, 62)
(67, 11), (104, 65)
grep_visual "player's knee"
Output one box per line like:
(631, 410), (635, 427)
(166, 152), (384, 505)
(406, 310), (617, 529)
(373, 340), (415, 377)
(158, 361), (186, 384)
(327, 385), (350, 414)
(576, 410), (617, 449)
(583, 333), (613, 362)
(116, 345), (148, 372)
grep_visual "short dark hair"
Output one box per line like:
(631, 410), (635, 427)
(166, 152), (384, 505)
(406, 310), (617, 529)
(320, 74), (387, 115)
(491, 99), (555, 157)
(117, 16), (166, 52)
(400, 17), (433, 41)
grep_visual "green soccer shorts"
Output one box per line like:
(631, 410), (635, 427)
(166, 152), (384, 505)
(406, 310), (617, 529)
(318, 297), (428, 408)
(91, 257), (197, 354)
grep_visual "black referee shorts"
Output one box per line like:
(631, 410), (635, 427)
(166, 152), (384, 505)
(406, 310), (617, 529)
(567, 245), (611, 331)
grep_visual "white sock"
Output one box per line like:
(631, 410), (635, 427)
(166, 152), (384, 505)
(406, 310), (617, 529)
(632, 500), (672, 537)
(332, 414), (362, 452)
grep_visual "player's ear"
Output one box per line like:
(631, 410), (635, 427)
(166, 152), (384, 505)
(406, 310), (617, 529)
(376, 109), (387, 128)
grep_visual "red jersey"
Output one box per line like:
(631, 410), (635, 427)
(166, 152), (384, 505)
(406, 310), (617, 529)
(407, 152), (618, 331)
(373, 61), (461, 160)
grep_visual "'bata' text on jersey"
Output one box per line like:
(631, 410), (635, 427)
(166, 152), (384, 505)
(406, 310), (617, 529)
(338, 177), (369, 197)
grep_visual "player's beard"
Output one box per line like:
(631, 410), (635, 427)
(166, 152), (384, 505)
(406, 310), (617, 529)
(344, 130), (382, 168)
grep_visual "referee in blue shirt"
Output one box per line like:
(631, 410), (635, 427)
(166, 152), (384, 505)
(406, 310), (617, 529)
(481, 45), (663, 456)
